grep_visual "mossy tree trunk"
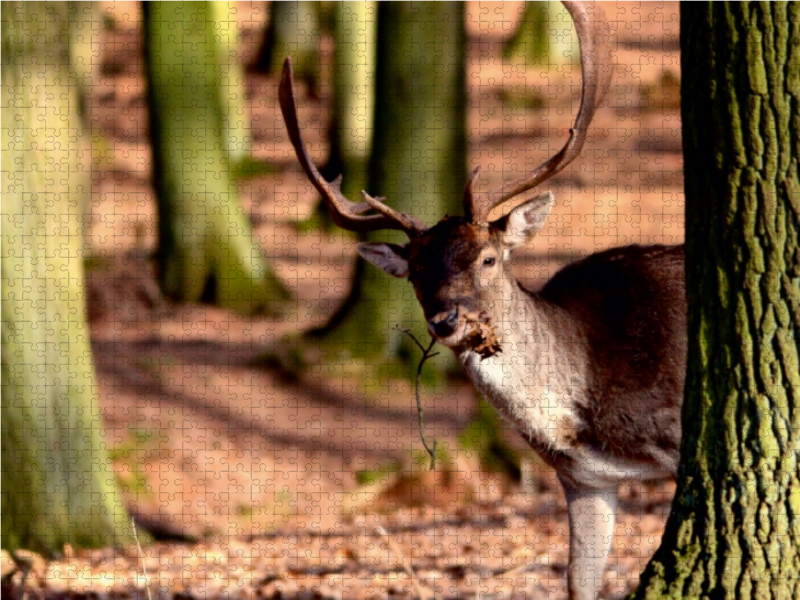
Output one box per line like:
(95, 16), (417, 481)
(143, 2), (289, 316)
(632, 3), (800, 598)
(321, 2), (467, 368)
(1, 1), (132, 557)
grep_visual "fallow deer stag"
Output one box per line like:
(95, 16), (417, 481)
(279, 2), (686, 598)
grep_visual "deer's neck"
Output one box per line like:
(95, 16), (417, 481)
(457, 276), (587, 453)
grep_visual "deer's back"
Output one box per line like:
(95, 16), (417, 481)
(540, 244), (686, 471)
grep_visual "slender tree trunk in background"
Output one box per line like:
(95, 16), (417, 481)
(504, 2), (555, 65)
(321, 2), (467, 367)
(1, 1), (132, 557)
(331, 1), (376, 204)
(143, 2), (289, 316)
(257, 1), (320, 88)
(632, 3), (800, 598)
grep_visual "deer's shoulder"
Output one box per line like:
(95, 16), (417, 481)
(539, 244), (684, 312)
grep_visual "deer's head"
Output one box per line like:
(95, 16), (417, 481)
(279, 1), (612, 350)
(355, 196), (554, 348)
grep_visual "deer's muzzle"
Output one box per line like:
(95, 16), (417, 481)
(428, 309), (459, 338)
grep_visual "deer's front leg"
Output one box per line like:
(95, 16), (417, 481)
(560, 481), (618, 600)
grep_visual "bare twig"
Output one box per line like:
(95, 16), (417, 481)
(394, 326), (439, 469)
(131, 519), (153, 600)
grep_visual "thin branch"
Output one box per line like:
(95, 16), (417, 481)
(394, 326), (439, 470)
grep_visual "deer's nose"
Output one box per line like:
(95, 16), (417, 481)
(429, 310), (459, 338)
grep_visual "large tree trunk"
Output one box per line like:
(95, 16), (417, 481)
(143, 2), (289, 316)
(1, 1), (132, 557)
(632, 3), (800, 598)
(320, 2), (467, 366)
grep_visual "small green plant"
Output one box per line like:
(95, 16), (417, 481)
(109, 428), (165, 496)
(355, 461), (402, 486)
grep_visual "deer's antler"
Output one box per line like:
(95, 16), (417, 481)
(279, 58), (427, 236)
(467, 1), (615, 223)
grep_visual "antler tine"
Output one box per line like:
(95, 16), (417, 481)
(462, 166), (482, 222)
(470, 1), (615, 223)
(278, 57), (426, 235)
(359, 192), (428, 233)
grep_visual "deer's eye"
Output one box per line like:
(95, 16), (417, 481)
(482, 257), (496, 267)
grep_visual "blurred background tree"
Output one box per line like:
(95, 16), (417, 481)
(1, 1), (133, 558)
(255, 1), (321, 94)
(329, 1), (376, 210)
(503, 1), (573, 68)
(143, 2), (290, 316)
(210, 1), (252, 166)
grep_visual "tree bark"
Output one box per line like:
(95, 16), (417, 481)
(632, 2), (800, 598)
(1, 1), (132, 557)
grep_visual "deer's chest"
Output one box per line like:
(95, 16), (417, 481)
(460, 349), (578, 452)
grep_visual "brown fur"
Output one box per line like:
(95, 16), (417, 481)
(540, 245), (685, 469)
(399, 217), (686, 482)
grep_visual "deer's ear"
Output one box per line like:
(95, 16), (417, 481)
(495, 191), (554, 249)
(356, 243), (409, 278)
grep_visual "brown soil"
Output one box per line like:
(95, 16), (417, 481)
(4, 2), (683, 599)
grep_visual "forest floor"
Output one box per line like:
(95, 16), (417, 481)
(3, 2), (683, 599)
